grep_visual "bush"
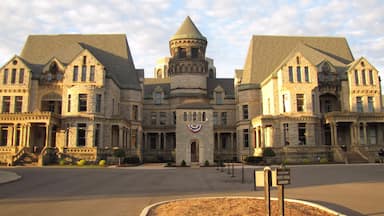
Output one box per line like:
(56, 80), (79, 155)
(263, 148), (276, 157)
(59, 159), (66, 166)
(245, 156), (263, 164)
(181, 160), (187, 167)
(77, 159), (86, 166)
(113, 149), (126, 158)
(204, 160), (210, 167)
(302, 158), (310, 164)
(123, 156), (140, 164)
(320, 158), (328, 164)
(166, 161), (173, 167)
(99, 160), (106, 166)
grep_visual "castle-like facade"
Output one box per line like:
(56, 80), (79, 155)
(0, 17), (383, 166)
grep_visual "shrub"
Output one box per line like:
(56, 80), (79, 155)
(181, 160), (187, 167)
(320, 158), (328, 164)
(166, 161), (173, 167)
(77, 159), (86, 166)
(99, 160), (106, 166)
(302, 158), (310, 164)
(204, 160), (210, 167)
(123, 156), (140, 164)
(59, 159), (66, 166)
(263, 148), (276, 157)
(245, 156), (263, 164)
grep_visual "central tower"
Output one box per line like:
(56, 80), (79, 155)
(168, 16), (209, 98)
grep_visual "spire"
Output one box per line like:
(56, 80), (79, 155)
(171, 16), (206, 41)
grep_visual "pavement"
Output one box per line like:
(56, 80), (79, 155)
(0, 163), (383, 216)
(0, 170), (21, 185)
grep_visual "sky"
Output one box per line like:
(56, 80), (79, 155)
(1, 0), (384, 80)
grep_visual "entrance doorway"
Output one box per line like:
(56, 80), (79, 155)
(191, 140), (199, 162)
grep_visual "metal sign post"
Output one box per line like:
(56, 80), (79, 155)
(276, 167), (291, 216)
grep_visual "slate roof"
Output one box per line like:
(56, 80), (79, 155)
(241, 35), (355, 84)
(20, 34), (140, 89)
(170, 16), (206, 41)
(207, 78), (235, 98)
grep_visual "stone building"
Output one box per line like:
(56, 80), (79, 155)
(238, 36), (384, 163)
(0, 16), (383, 166)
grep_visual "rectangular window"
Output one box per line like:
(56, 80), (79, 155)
(243, 129), (249, 148)
(154, 92), (161, 105)
(288, 66), (293, 82)
(213, 112), (218, 125)
(356, 96), (363, 112)
(368, 97), (374, 112)
(216, 92), (223, 105)
(296, 94), (304, 112)
(81, 65), (87, 82)
(304, 66), (309, 82)
(94, 124), (100, 147)
(78, 94), (87, 112)
(296, 66), (301, 82)
(89, 66), (95, 82)
(362, 69), (366, 85)
(298, 123), (306, 145)
(183, 112), (187, 121)
(359, 125), (365, 144)
(77, 123), (86, 147)
(3, 69), (8, 84)
(19, 69), (24, 84)
(0, 127), (8, 146)
(354, 69), (359, 85)
(221, 112), (227, 126)
(242, 104), (248, 119)
(73, 66), (79, 81)
(83, 56), (87, 65)
(67, 94), (71, 112)
(173, 111), (176, 125)
(11, 69), (16, 84)
(15, 96), (22, 113)
(191, 48), (199, 58)
(369, 70), (374, 85)
(96, 94), (102, 112)
(178, 48), (187, 58)
(132, 105), (138, 121)
(151, 112), (157, 125)
(2, 96), (10, 113)
(159, 112), (166, 125)
(283, 123), (289, 145)
(368, 126), (377, 145)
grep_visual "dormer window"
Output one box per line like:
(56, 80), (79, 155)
(216, 91), (223, 105)
(83, 56), (87, 65)
(154, 92), (162, 105)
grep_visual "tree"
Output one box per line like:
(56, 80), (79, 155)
(113, 148), (126, 166)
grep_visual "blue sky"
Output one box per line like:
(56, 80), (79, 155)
(1, 0), (383, 80)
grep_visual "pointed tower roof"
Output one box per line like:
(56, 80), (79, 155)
(171, 16), (206, 41)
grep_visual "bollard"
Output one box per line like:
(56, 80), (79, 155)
(220, 160), (224, 172)
(241, 162), (244, 183)
(216, 160), (219, 171)
(227, 161), (231, 175)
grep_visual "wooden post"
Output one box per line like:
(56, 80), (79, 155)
(264, 167), (271, 216)
(278, 185), (285, 216)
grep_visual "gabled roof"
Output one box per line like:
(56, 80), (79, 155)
(346, 56), (379, 73)
(207, 78), (235, 98)
(170, 16), (206, 41)
(241, 35), (355, 84)
(0, 55), (33, 72)
(20, 34), (140, 89)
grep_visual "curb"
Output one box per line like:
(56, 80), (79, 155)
(140, 196), (346, 216)
(0, 171), (22, 185)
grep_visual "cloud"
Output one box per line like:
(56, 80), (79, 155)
(0, 0), (383, 81)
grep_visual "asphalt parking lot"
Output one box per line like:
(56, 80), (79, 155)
(0, 163), (383, 216)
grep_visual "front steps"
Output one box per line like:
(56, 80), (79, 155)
(345, 151), (368, 164)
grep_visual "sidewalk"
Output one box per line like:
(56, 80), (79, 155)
(0, 170), (21, 185)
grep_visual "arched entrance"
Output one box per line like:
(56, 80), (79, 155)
(191, 140), (199, 162)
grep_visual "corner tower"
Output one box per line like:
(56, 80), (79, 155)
(168, 16), (209, 97)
